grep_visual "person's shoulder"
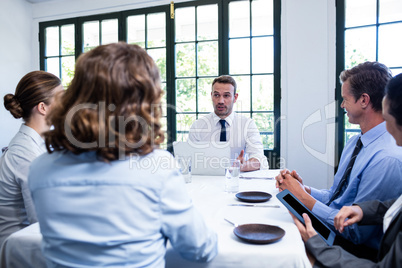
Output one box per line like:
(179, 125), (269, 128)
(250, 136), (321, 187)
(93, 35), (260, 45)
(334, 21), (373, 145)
(376, 131), (402, 155)
(30, 151), (60, 169)
(199, 113), (214, 121)
(150, 149), (174, 159)
(28, 152), (59, 187)
(234, 113), (258, 130)
(8, 130), (31, 148)
(130, 149), (176, 170)
(129, 150), (179, 181)
(152, 149), (178, 169)
(190, 113), (213, 128)
(6, 137), (41, 162)
(364, 132), (402, 167)
(234, 113), (254, 122)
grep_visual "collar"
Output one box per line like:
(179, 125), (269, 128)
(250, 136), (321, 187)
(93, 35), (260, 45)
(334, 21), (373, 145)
(19, 124), (45, 147)
(212, 112), (235, 127)
(360, 121), (387, 148)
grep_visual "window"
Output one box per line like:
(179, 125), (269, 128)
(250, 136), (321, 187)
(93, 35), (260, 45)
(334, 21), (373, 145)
(174, 4), (219, 141)
(83, 18), (119, 52)
(227, 0), (276, 150)
(125, 9), (168, 148)
(336, 0), (402, 157)
(39, 0), (281, 167)
(40, 20), (76, 87)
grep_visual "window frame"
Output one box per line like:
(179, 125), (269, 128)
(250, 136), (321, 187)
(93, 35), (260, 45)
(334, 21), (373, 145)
(335, 0), (402, 167)
(39, 0), (281, 167)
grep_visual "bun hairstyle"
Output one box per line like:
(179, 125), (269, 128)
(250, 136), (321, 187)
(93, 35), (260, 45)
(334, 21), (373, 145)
(4, 71), (61, 121)
(3, 94), (23, 119)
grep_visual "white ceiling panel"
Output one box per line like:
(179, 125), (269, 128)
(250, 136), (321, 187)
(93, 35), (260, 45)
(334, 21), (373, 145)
(25, 0), (58, 3)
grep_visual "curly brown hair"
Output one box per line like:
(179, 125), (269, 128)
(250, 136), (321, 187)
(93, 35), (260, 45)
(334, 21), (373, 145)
(45, 42), (164, 161)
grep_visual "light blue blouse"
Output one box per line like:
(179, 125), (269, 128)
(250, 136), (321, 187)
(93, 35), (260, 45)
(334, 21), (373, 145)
(0, 124), (45, 247)
(29, 149), (218, 267)
(311, 122), (402, 249)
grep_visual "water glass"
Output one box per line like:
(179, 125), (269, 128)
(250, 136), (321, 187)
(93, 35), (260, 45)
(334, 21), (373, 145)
(225, 159), (240, 192)
(177, 157), (192, 183)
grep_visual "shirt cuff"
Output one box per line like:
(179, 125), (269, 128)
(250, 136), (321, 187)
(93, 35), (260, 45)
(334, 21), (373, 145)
(311, 200), (333, 222)
(248, 154), (269, 170)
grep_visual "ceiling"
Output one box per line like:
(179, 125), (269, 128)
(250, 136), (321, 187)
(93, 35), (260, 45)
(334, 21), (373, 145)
(25, 0), (58, 3)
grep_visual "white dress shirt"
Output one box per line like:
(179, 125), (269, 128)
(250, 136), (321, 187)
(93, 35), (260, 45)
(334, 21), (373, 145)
(188, 112), (268, 169)
(0, 124), (45, 247)
(384, 195), (402, 232)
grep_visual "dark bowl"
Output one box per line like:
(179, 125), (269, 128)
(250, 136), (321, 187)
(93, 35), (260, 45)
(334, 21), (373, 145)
(234, 223), (285, 244)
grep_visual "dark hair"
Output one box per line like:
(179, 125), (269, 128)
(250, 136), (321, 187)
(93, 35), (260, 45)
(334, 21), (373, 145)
(385, 73), (402, 126)
(45, 42), (164, 161)
(212, 75), (237, 94)
(3, 71), (61, 121)
(339, 61), (392, 112)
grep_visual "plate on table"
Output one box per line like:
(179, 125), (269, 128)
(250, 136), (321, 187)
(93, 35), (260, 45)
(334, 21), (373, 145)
(234, 224), (285, 244)
(235, 191), (272, 203)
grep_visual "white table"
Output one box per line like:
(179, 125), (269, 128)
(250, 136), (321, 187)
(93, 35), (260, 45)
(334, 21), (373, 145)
(0, 170), (311, 268)
(166, 169), (311, 267)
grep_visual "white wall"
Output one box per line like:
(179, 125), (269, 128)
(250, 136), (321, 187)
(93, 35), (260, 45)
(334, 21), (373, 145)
(1, 0), (337, 189)
(281, 0), (336, 189)
(0, 0), (35, 147)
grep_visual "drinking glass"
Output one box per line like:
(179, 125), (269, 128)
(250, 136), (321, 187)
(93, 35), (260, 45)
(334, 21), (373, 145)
(177, 156), (192, 183)
(224, 159), (240, 192)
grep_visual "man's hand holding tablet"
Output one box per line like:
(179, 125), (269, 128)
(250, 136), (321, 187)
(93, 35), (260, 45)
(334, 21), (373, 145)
(277, 189), (336, 246)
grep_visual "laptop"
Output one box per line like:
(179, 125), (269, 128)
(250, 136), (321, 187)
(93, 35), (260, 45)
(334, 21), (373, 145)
(173, 141), (231, 176)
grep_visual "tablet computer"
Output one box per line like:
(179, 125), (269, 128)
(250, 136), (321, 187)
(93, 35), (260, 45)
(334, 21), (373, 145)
(276, 189), (335, 246)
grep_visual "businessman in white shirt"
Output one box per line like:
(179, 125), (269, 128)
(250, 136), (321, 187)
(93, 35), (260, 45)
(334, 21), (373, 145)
(188, 75), (267, 171)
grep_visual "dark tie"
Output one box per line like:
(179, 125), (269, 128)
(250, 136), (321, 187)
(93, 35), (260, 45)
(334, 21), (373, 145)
(219, 119), (226, 142)
(326, 137), (363, 206)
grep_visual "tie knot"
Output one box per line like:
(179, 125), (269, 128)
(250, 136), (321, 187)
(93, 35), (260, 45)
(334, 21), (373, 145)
(219, 119), (226, 127)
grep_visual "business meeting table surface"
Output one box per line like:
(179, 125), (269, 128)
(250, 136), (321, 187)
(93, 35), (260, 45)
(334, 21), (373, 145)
(0, 169), (311, 268)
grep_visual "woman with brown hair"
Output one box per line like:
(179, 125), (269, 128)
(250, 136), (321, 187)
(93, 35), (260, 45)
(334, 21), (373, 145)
(0, 71), (62, 247)
(28, 42), (217, 267)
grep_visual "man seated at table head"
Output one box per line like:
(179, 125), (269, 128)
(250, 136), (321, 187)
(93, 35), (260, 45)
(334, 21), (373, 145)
(188, 75), (267, 172)
(275, 61), (402, 258)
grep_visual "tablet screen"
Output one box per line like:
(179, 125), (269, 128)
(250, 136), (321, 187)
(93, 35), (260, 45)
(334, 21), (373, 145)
(283, 193), (331, 239)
